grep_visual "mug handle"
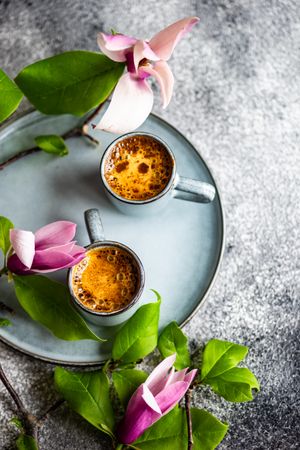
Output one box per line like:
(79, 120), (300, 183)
(84, 209), (105, 243)
(173, 174), (216, 203)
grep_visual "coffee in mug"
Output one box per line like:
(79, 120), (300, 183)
(104, 134), (174, 201)
(100, 132), (216, 216)
(72, 245), (140, 313)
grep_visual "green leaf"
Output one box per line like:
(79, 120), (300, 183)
(205, 367), (260, 402)
(112, 292), (161, 363)
(0, 317), (11, 327)
(201, 339), (248, 380)
(134, 407), (187, 449)
(191, 408), (228, 450)
(35, 134), (68, 156)
(13, 275), (104, 341)
(201, 339), (259, 402)
(0, 215), (14, 257)
(0, 68), (23, 123)
(112, 369), (148, 407)
(16, 434), (38, 450)
(15, 51), (124, 116)
(134, 407), (228, 450)
(158, 321), (191, 370)
(10, 417), (23, 429)
(54, 367), (114, 438)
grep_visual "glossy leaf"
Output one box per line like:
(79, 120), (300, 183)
(112, 369), (148, 407)
(191, 408), (228, 449)
(205, 367), (260, 402)
(16, 435), (38, 450)
(158, 321), (190, 370)
(0, 68), (23, 123)
(35, 134), (68, 156)
(112, 292), (161, 363)
(134, 407), (187, 449)
(201, 339), (248, 380)
(13, 275), (104, 341)
(15, 51), (124, 116)
(55, 367), (114, 438)
(0, 317), (11, 327)
(0, 215), (14, 257)
(201, 339), (259, 402)
(134, 407), (228, 450)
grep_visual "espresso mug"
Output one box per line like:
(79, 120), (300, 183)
(100, 132), (216, 215)
(68, 209), (145, 326)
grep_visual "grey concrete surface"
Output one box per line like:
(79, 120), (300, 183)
(0, 0), (299, 448)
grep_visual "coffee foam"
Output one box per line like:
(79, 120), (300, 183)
(104, 135), (174, 201)
(72, 246), (139, 313)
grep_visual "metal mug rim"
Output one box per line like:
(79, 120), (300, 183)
(68, 240), (145, 317)
(100, 131), (177, 205)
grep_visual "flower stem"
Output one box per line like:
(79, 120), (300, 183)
(0, 103), (104, 171)
(185, 389), (193, 450)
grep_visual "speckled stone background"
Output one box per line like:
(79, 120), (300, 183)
(0, 0), (300, 448)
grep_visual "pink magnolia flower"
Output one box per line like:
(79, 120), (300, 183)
(7, 221), (85, 275)
(96, 17), (200, 133)
(117, 354), (197, 444)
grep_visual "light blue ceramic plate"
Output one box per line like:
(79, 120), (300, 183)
(0, 108), (224, 365)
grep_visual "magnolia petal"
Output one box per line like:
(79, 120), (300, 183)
(141, 60), (174, 108)
(160, 366), (177, 391)
(69, 244), (86, 257)
(66, 252), (86, 267)
(31, 248), (85, 273)
(37, 241), (76, 254)
(35, 221), (76, 248)
(149, 16), (200, 61)
(146, 353), (176, 394)
(184, 368), (198, 385)
(31, 257), (85, 273)
(97, 32), (137, 62)
(95, 73), (153, 134)
(155, 380), (190, 415)
(10, 229), (35, 268)
(34, 241), (85, 257)
(32, 250), (75, 269)
(149, 366), (175, 398)
(118, 385), (162, 444)
(7, 254), (31, 275)
(142, 384), (162, 414)
(168, 367), (188, 384)
(133, 40), (160, 71)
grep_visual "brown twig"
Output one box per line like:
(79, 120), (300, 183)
(0, 147), (41, 171)
(81, 103), (104, 144)
(37, 398), (65, 422)
(0, 363), (27, 414)
(0, 364), (64, 447)
(83, 103), (103, 127)
(0, 103), (104, 171)
(185, 389), (193, 450)
(0, 363), (39, 441)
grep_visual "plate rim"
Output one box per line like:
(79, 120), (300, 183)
(0, 108), (225, 366)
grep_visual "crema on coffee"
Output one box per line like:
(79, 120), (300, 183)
(104, 135), (174, 201)
(72, 246), (139, 313)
